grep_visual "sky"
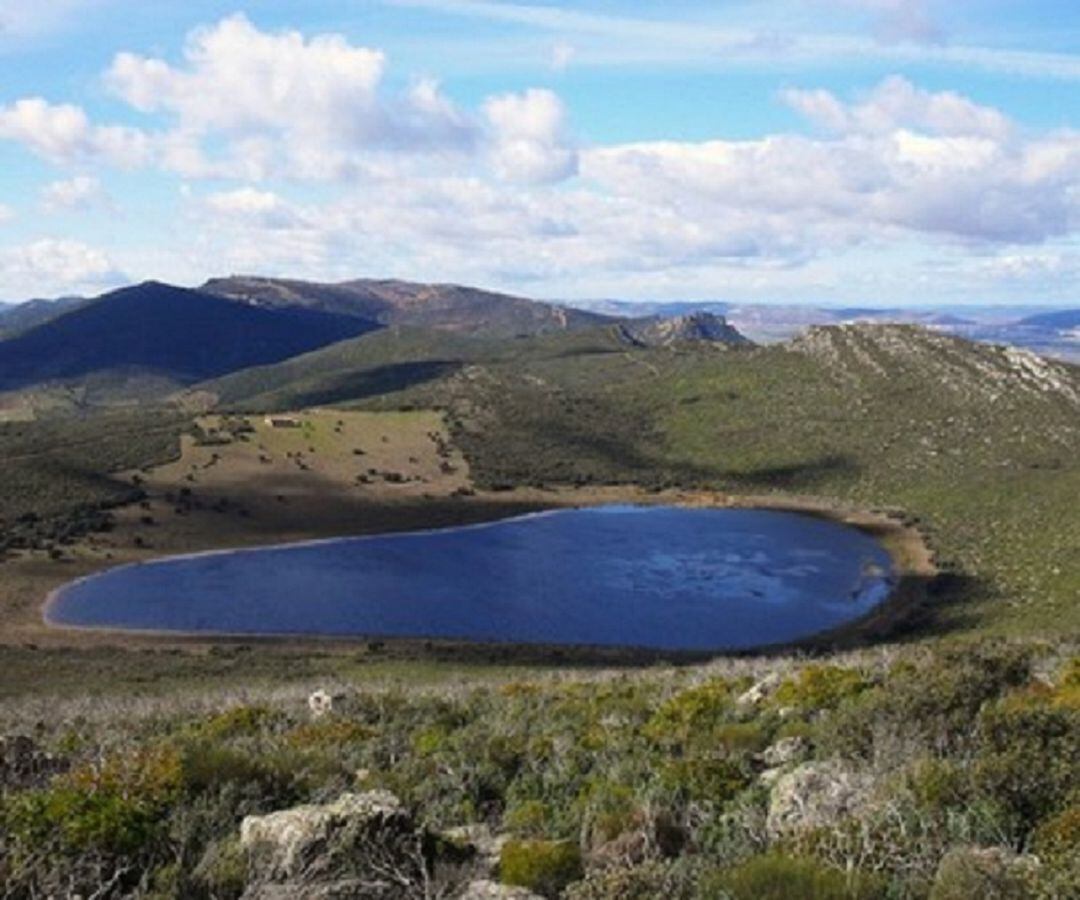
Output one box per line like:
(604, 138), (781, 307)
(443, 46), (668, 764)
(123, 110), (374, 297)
(1, 1), (1079, 306)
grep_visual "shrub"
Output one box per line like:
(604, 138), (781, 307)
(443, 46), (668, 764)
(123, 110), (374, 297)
(191, 835), (248, 900)
(193, 705), (284, 741)
(929, 846), (1037, 900)
(773, 665), (868, 712)
(702, 853), (879, 900)
(500, 839), (584, 898)
(1032, 806), (1080, 898)
(973, 698), (1080, 833)
(565, 860), (700, 900)
(3, 744), (182, 856)
(644, 680), (732, 751)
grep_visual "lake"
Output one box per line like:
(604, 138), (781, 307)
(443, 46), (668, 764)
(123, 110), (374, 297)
(45, 505), (894, 651)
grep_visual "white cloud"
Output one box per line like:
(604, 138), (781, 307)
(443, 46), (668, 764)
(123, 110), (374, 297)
(175, 76), (1080, 296)
(203, 187), (304, 230)
(40, 175), (107, 212)
(0, 238), (124, 296)
(0, 203), (12, 223)
(0, 97), (149, 167)
(484, 88), (577, 183)
(104, 14), (477, 180)
(783, 76), (1012, 139)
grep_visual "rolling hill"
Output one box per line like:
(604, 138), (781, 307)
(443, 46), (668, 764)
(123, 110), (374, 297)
(0, 281), (379, 392)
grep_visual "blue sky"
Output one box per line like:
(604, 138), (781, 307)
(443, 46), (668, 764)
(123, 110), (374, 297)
(1, 0), (1079, 305)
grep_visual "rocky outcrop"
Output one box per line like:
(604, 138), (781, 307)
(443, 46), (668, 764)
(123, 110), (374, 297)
(619, 312), (750, 348)
(766, 760), (874, 838)
(239, 791), (426, 899)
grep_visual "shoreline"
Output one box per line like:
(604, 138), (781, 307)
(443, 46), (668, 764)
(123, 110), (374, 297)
(32, 487), (938, 663)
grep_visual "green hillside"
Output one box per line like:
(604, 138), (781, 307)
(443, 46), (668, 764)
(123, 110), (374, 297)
(198, 322), (1080, 637)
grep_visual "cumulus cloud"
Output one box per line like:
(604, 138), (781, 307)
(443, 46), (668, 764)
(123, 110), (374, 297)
(0, 97), (149, 167)
(203, 187), (305, 230)
(104, 14), (477, 180)
(163, 74), (1080, 301)
(783, 76), (1011, 139)
(41, 175), (107, 212)
(0, 238), (124, 296)
(484, 88), (578, 183)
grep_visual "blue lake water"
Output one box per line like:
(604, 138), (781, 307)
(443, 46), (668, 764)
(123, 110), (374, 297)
(45, 506), (895, 651)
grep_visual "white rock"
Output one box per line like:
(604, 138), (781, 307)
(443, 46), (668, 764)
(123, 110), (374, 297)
(308, 690), (334, 719)
(766, 760), (874, 838)
(737, 672), (782, 707)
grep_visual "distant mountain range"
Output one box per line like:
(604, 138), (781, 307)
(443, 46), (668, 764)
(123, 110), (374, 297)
(0, 277), (750, 402)
(574, 299), (1080, 362)
(0, 276), (1075, 407)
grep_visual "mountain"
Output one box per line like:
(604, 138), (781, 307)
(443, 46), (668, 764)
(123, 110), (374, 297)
(0, 281), (378, 392)
(0, 296), (88, 337)
(201, 275), (613, 337)
(1017, 309), (1080, 330)
(790, 323), (1079, 405)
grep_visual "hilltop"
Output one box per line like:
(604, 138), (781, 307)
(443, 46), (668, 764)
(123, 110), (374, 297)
(201, 275), (613, 337)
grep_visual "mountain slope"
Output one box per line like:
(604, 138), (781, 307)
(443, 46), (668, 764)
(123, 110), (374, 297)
(201, 275), (614, 336)
(0, 281), (378, 391)
(1017, 309), (1080, 330)
(0, 296), (88, 338)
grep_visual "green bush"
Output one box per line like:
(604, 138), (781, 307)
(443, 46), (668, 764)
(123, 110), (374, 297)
(1032, 806), (1080, 898)
(773, 665), (868, 711)
(703, 853), (879, 900)
(192, 835), (248, 900)
(2, 745), (182, 856)
(973, 698), (1080, 833)
(500, 839), (584, 898)
(645, 680), (733, 751)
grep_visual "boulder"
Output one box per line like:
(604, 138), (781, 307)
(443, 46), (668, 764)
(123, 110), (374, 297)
(766, 760), (874, 838)
(240, 791), (422, 898)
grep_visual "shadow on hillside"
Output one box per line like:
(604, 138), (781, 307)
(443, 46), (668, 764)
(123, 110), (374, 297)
(469, 408), (862, 494)
(284, 360), (462, 408)
(726, 455), (859, 490)
(797, 570), (993, 658)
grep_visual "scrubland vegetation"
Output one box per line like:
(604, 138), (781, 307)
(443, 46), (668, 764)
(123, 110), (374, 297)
(1, 641), (1077, 897)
